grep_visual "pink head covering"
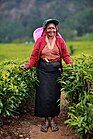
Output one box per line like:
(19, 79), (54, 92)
(33, 27), (62, 42)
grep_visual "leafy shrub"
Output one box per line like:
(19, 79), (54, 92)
(65, 91), (93, 139)
(59, 55), (93, 138)
(0, 55), (93, 139)
(0, 60), (37, 119)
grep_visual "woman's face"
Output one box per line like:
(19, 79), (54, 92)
(46, 23), (57, 38)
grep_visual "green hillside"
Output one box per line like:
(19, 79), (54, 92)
(0, 0), (93, 42)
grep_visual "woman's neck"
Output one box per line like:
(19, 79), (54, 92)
(46, 36), (56, 49)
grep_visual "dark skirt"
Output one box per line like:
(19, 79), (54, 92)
(34, 59), (62, 117)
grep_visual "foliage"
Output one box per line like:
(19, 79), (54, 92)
(59, 55), (93, 138)
(0, 41), (93, 62)
(67, 41), (93, 56)
(0, 43), (33, 62)
(0, 53), (93, 139)
(61, 8), (93, 39)
(65, 91), (93, 139)
(0, 60), (37, 119)
(76, 33), (93, 41)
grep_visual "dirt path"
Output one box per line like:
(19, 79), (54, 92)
(0, 111), (79, 139)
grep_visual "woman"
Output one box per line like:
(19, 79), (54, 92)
(22, 19), (72, 132)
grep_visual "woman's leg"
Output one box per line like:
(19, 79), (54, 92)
(50, 117), (59, 132)
(40, 117), (50, 132)
(40, 116), (59, 132)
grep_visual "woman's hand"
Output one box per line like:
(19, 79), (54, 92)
(20, 64), (28, 70)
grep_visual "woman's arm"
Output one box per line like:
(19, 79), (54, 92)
(62, 41), (73, 64)
(23, 38), (41, 69)
(60, 38), (73, 64)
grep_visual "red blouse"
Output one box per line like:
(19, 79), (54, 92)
(25, 35), (73, 69)
(41, 44), (60, 62)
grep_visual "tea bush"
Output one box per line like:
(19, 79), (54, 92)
(59, 55), (93, 138)
(0, 55), (93, 139)
(0, 60), (37, 121)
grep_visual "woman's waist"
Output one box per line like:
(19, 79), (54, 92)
(38, 58), (62, 72)
(41, 57), (60, 63)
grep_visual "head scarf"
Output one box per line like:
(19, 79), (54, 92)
(33, 27), (62, 42)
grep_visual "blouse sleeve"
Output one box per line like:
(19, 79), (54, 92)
(60, 38), (73, 64)
(25, 38), (41, 69)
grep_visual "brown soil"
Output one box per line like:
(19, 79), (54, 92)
(0, 109), (79, 139)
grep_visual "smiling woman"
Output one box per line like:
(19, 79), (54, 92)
(21, 19), (72, 132)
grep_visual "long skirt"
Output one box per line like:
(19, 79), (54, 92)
(34, 59), (62, 117)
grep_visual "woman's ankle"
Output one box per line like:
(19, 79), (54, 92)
(51, 117), (55, 123)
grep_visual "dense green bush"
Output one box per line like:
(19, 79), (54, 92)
(0, 55), (93, 139)
(59, 55), (93, 138)
(0, 60), (37, 120)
